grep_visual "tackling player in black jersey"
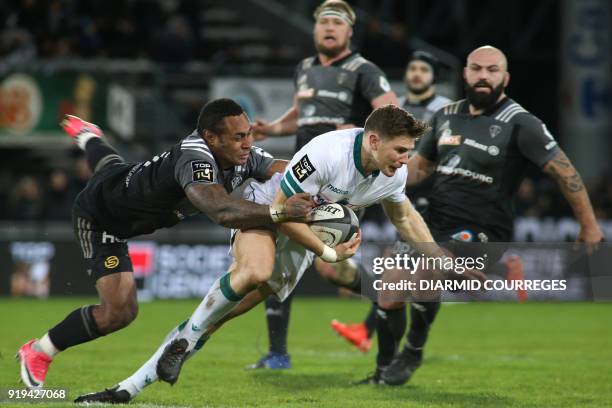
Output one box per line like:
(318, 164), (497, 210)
(359, 46), (604, 385)
(16, 98), (314, 389)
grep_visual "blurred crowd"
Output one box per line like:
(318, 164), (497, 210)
(0, 0), (199, 65)
(0, 152), (91, 221)
(0, 0), (419, 70)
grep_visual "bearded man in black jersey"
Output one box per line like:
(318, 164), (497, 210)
(359, 45), (604, 385)
(16, 98), (314, 389)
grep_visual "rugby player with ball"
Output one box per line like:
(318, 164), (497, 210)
(76, 105), (479, 404)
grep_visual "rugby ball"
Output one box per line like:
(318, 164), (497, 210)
(309, 203), (359, 247)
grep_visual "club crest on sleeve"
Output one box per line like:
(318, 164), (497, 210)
(292, 155), (316, 182)
(191, 160), (215, 182)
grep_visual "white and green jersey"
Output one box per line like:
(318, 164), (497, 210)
(280, 128), (407, 209)
(239, 127), (408, 301)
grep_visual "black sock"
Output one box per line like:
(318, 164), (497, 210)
(406, 301), (441, 356)
(375, 306), (407, 367)
(85, 138), (124, 173)
(47, 306), (103, 351)
(265, 293), (293, 355)
(364, 303), (378, 338)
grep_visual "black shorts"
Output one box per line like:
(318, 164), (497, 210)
(72, 208), (133, 281)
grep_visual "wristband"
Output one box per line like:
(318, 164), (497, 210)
(269, 205), (287, 223)
(320, 245), (338, 263)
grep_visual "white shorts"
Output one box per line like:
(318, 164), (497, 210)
(231, 173), (315, 301)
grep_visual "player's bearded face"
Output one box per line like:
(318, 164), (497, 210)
(465, 79), (505, 110)
(406, 61), (434, 95)
(314, 17), (351, 57)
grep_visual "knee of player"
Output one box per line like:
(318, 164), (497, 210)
(242, 264), (273, 286)
(235, 255), (273, 283)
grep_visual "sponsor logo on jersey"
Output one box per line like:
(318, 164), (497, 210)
(464, 138), (500, 156)
(297, 88), (315, 99)
(317, 89), (350, 102)
(297, 116), (345, 126)
(326, 183), (350, 195)
(292, 155), (316, 182)
(438, 135), (462, 146)
(231, 174), (243, 190)
(191, 161), (215, 182)
(545, 141), (557, 151)
(542, 124), (557, 150)
(436, 165), (494, 184)
(104, 256), (119, 269)
(252, 146), (273, 158)
(303, 104), (316, 116)
(451, 230), (474, 242)
(124, 163), (143, 188)
(489, 125), (502, 138)
(102, 231), (125, 244)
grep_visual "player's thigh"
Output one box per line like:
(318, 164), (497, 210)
(73, 213), (136, 307)
(232, 228), (276, 281)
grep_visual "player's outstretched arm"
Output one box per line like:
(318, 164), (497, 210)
(406, 153), (436, 187)
(252, 97), (299, 140)
(186, 184), (313, 229)
(383, 198), (444, 258)
(542, 150), (604, 244)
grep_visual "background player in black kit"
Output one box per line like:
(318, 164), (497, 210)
(399, 51), (452, 123)
(16, 98), (314, 389)
(331, 51), (454, 351)
(249, 0), (399, 368)
(361, 45), (604, 385)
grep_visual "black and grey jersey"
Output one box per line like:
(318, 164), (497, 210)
(417, 97), (560, 240)
(75, 131), (274, 239)
(399, 93), (452, 122)
(293, 52), (391, 150)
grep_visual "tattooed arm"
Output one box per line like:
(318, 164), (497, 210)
(186, 184), (313, 229)
(542, 150), (604, 244)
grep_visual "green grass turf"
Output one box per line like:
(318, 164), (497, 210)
(0, 298), (611, 407)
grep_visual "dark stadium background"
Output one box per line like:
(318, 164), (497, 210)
(1, 0), (610, 298)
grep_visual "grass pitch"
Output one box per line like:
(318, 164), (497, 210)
(1, 298), (611, 407)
